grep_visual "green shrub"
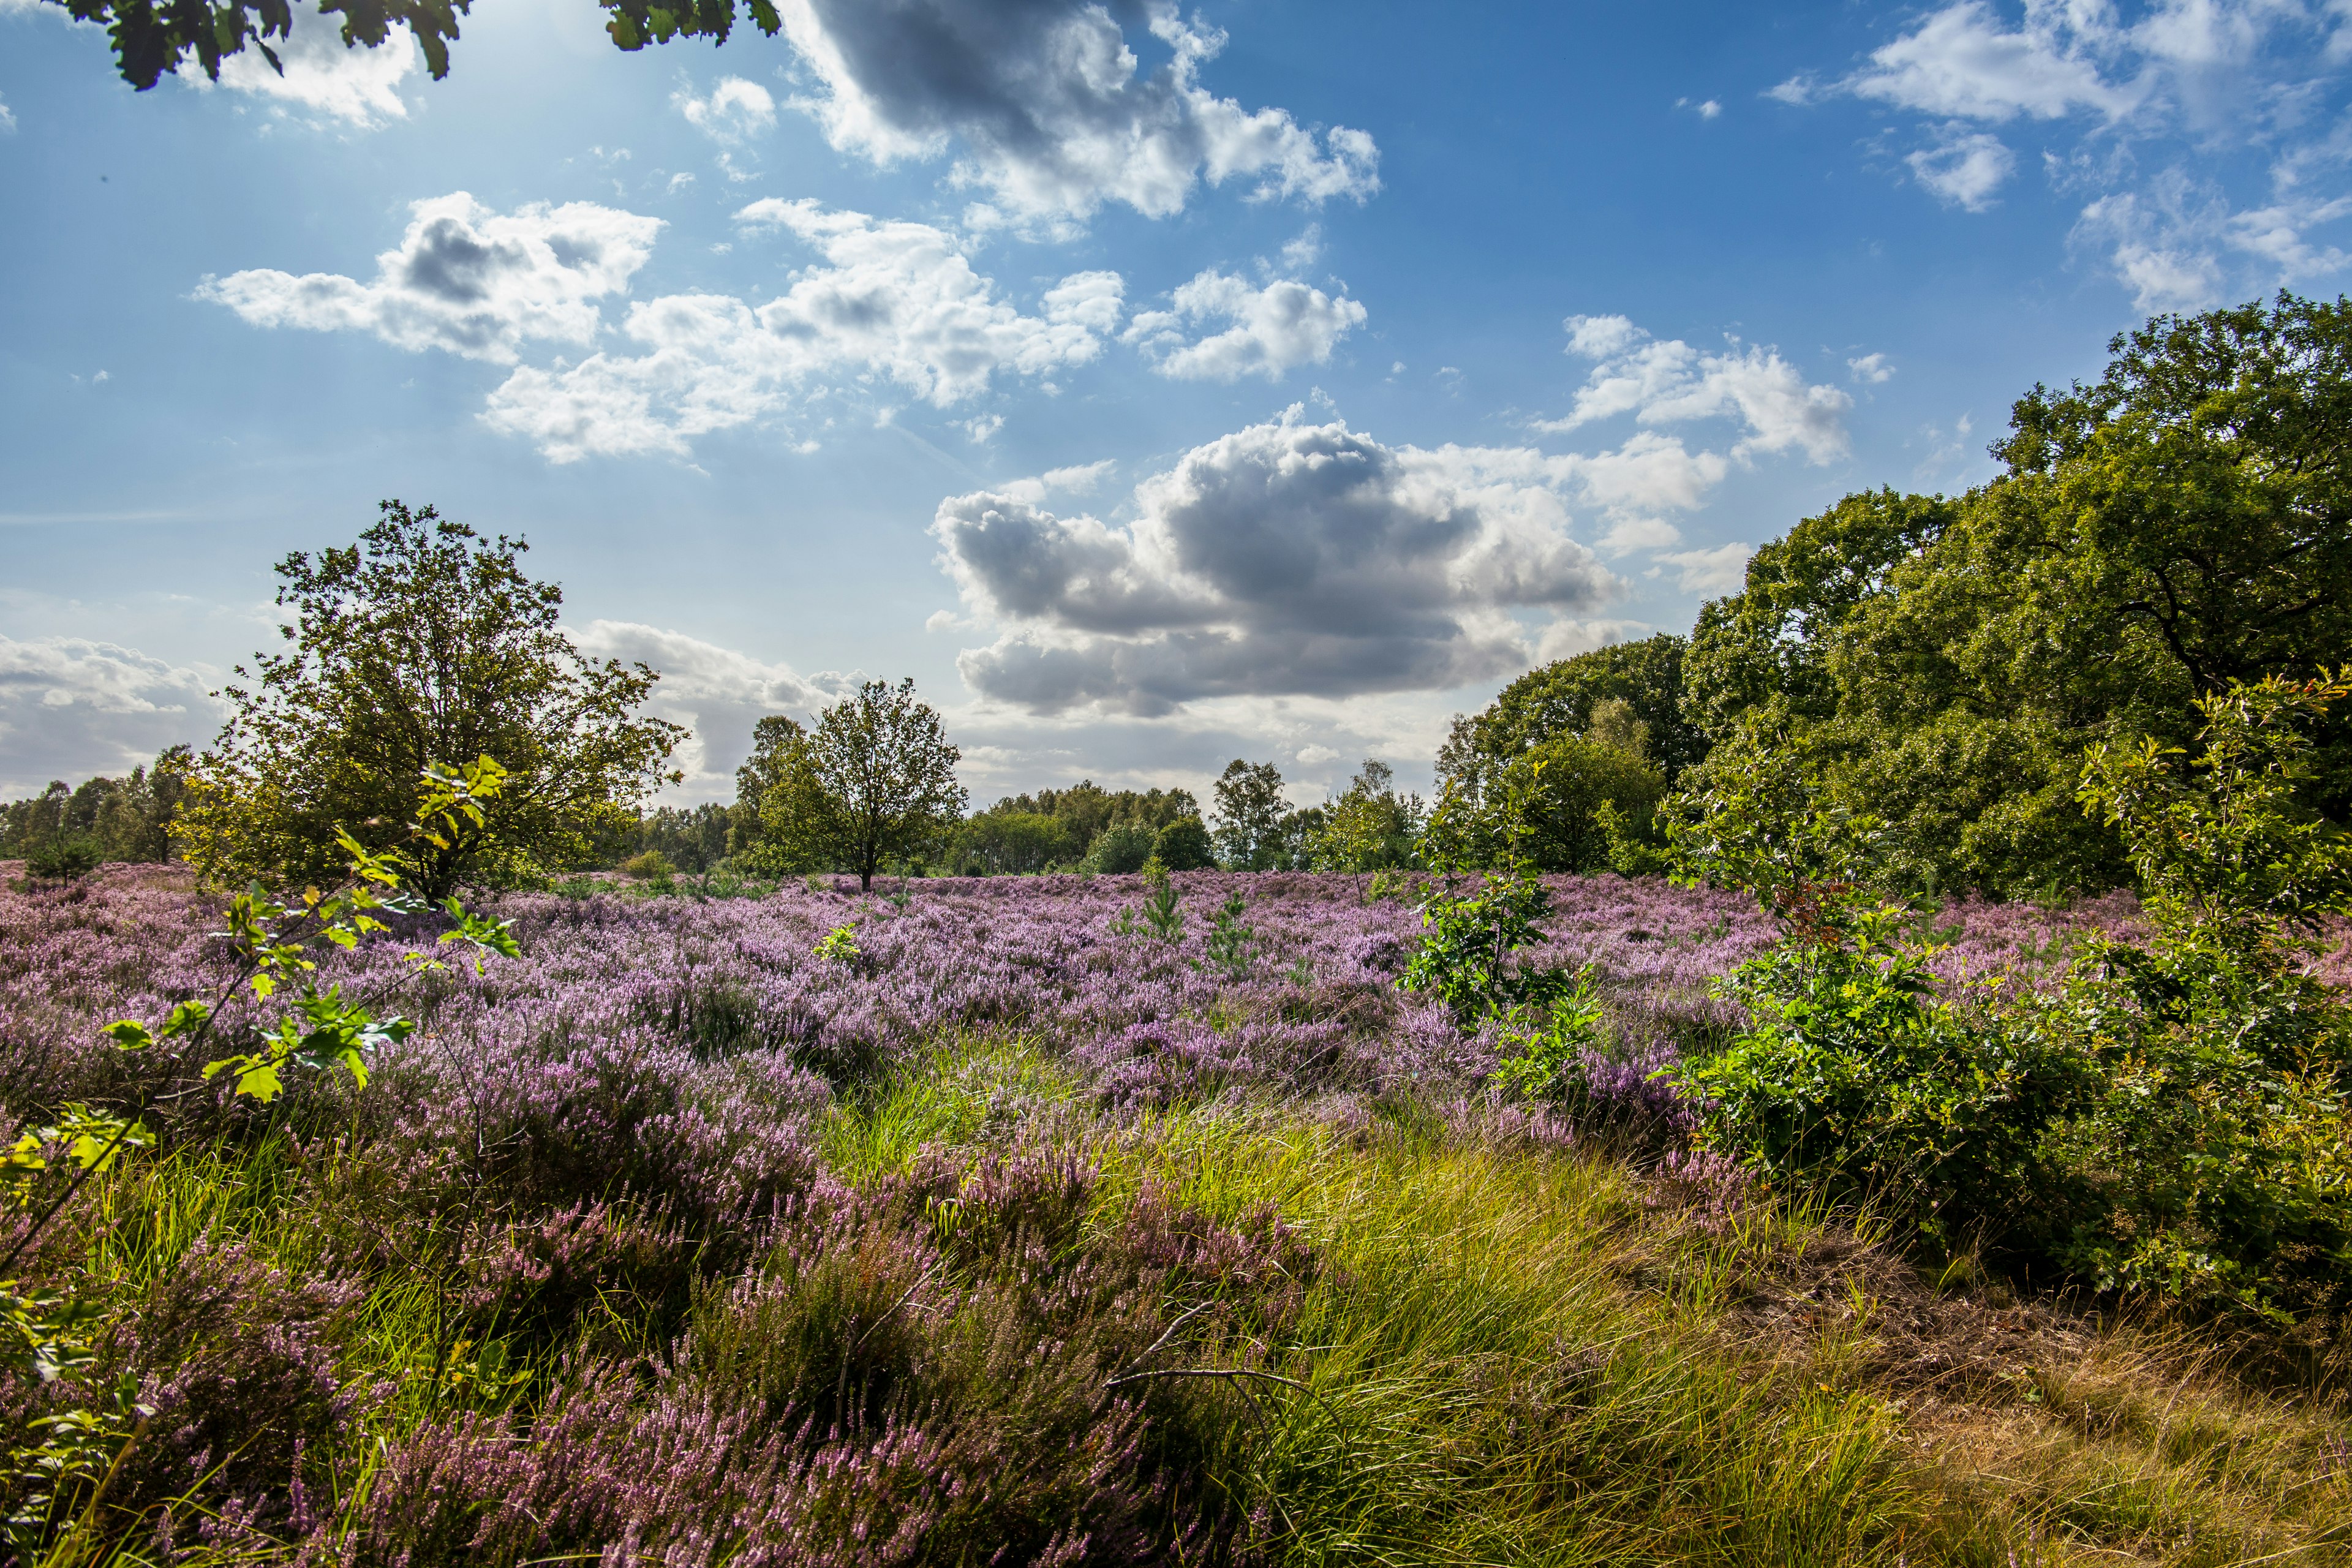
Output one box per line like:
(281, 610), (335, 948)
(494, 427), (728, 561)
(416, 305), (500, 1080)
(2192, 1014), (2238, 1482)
(620, 849), (674, 881)
(24, 834), (104, 882)
(1151, 815), (1216, 870)
(1673, 671), (2352, 1322)
(1673, 904), (2088, 1248)
(1082, 821), (1157, 874)
(2021, 669), (2352, 1320)
(1491, 973), (1605, 1102)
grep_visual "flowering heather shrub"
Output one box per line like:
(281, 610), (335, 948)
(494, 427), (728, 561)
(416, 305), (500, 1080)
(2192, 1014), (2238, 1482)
(344, 1155), (1296, 1567)
(100, 1236), (383, 1544)
(2, 869), (2203, 1164)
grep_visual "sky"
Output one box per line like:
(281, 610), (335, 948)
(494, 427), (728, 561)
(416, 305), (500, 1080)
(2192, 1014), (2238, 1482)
(5, 0), (2351, 809)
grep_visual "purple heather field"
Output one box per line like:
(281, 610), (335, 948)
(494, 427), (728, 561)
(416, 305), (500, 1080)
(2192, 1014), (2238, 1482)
(17, 864), (2312, 1146)
(8, 867), (2352, 1563)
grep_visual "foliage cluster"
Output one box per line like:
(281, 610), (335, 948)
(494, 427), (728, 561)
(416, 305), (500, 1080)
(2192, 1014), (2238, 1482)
(1431, 293), (2352, 901)
(1673, 673), (2352, 1329)
(0, 751), (189, 877)
(738, 679), (968, 891)
(177, 502), (682, 900)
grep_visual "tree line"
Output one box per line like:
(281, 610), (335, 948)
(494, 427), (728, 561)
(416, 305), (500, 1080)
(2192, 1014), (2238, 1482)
(10, 293), (2345, 899)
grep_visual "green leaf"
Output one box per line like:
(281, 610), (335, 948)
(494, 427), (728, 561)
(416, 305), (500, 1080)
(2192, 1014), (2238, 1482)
(235, 1059), (285, 1102)
(101, 1020), (154, 1051)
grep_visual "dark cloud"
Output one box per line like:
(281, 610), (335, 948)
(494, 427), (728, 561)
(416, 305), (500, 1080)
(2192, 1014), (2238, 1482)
(778, 0), (1378, 222)
(934, 414), (1619, 714)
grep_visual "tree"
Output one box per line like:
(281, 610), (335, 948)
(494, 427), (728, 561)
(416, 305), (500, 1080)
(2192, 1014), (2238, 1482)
(732, 714), (807, 855)
(757, 679), (967, 891)
(1675, 293), (2352, 897)
(951, 812), (1077, 876)
(48, 0), (777, 93)
(1443, 633), (1708, 789)
(979, 781), (1199, 851)
(177, 500), (683, 899)
(1430, 734), (1664, 874)
(0, 751), (187, 865)
(1082, 822), (1158, 875)
(1680, 491), (1957, 742)
(1310, 760), (1425, 872)
(1211, 760), (1288, 870)
(1152, 815), (1217, 871)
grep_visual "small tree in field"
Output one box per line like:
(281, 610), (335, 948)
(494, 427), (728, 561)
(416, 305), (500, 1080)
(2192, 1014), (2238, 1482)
(178, 501), (683, 897)
(759, 680), (967, 890)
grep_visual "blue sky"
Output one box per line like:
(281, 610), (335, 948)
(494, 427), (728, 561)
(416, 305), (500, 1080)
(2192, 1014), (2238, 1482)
(5, 0), (2350, 806)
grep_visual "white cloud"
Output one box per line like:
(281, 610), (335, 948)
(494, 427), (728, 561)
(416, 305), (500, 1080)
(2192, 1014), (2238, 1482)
(1124, 269), (1366, 381)
(933, 410), (1623, 714)
(1655, 542), (1754, 596)
(1544, 314), (1853, 464)
(1847, 1), (2139, 122)
(0, 635), (222, 799)
(199, 3), (419, 128)
(0, 92), (15, 134)
(1278, 225), (1324, 272)
(480, 202), (1125, 461)
(988, 459), (1119, 506)
(771, 0), (1379, 224)
(2072, 172), (2352, 307)
(198, 192), (662, 363)
(1908, 127), (2018, 208)
(676, 77), (777, 144)
(1847, 352), (1896, 383)
(1781, 0), (2352, 300)
(570, 620), (851, 800)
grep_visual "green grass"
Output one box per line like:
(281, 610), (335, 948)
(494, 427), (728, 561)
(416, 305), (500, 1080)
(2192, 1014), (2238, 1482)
(17, 1035), (2351, 1566)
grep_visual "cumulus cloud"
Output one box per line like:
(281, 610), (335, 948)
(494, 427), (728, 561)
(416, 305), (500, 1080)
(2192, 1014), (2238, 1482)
(1776, 0), (2352, 302)
(1123, 269), (1366, 380)
(932, 410), (1623, 715)
(206, 193), (1128, 461)
(1542, 314), (1853, 464)
(481, 201), (1125, 461)
(2073, 171), (2352, 308)
(199, 4), (419, 127)
(1908, 127), (2018, 208)
(0, 92), (15, 134)
(676, 77), (777, 144)
(0, 635), (222, 798)
(1847, 352), (1896, 383)
(571, 620), (851, 799)
(771, 0), (1379, 224)
(1845, 1), (2139, 122)
(197, 193), (662, 363)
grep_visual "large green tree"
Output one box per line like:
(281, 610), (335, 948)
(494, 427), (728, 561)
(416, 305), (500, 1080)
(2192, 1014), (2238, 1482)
(1681, 293), (2352, 897)
(1444, 633), (1706, 788)
(48, 0), (773, 92)
(1210, 760), (1289, 870)
(756, 679), (967, 891)
(179, 501), (682, 898)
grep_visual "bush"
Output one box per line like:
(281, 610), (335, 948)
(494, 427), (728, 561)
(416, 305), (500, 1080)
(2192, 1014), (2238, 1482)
(1152, 815), (1216, 871)
(24, 835), (102, 883)
(1672, 903), (2087, 1247)
(620, 849), (674, 881)
(1083, 822), (1157, 875)
(1672, 671), (2352, 1323)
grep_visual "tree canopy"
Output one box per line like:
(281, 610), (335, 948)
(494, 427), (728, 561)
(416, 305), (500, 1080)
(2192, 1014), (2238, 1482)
(755, 679), (967, 890)
(178, 500), (682, 898)
(48, 0), (777, 92)
(1669, 292), (2352, 897)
